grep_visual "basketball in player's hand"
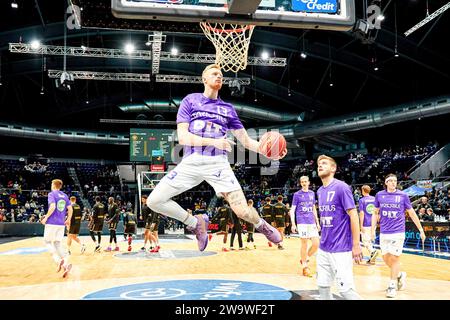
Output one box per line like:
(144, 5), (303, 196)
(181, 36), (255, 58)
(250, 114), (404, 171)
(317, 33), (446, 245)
(258, 131), (287, 160)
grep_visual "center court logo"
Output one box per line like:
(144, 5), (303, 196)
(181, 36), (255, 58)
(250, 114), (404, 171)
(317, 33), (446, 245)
(292, 0), (338, 13)
(83, 280), (293, 300)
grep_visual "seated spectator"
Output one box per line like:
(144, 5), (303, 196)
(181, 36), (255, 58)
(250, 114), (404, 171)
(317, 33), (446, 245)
(420, 208), (435, 222)
(416, 196), (432, 212)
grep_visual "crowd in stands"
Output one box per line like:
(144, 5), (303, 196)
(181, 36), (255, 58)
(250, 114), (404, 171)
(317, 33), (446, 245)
(0, 141), (447, 226)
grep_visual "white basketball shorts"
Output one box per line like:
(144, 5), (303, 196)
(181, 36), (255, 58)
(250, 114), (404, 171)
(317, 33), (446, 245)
(316, 248), (356, 293)
(160, 153), (242, 197)
(297, 223), (319, 239)
(43, 224), (66, 242)
(380, 232), (405, 256)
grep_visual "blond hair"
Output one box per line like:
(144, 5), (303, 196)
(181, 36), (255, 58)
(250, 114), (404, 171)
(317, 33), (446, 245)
(361, 185), (371, 194)
(202, 64), (221, 79)
(300, 175), (309, 181)
(52, 179), (63, 189)
(317, 154), (337, 167)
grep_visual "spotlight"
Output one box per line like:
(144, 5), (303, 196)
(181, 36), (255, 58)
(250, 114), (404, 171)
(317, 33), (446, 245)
(329, 82), (334, 87)
(374, 66), (379, 71)
(30, 40), (41, 50)
(261, 51), (269, 60)
(40, 88), (44, 95)
(377, 15), (385, 21)
(81, 45), (87, 52)
(85, 100), (90, 104)
(170, 47), (178, 55)
(124, 43), (135, 54)
(11, 1), (18, 9)
(288, 90), (292, 97)
(394, 50), (399, 58)
(300, 52), (307, 59)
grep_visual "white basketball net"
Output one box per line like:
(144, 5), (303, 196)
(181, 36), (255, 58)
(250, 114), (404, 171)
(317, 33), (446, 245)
(200, 22), (255, 73)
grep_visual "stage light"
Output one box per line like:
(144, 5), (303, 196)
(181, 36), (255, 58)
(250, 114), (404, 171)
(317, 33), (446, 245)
(31, 40), (41, 50)
(124, 43), (135, 54)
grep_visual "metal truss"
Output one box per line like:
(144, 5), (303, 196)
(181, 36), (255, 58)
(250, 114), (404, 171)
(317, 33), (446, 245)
(404, 2), (450, 36)
(48, 69), (151, 82)
(48, 69), (251, 85)
(149, 31), (164, 74)
(155, 74), (251, 85)
(9, 43), (152, 60)
(9, 43), (286, 67)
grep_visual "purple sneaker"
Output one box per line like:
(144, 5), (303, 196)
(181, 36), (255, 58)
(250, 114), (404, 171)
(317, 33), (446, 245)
(187, 214), (209, 251)
(255, 219), (282, 244)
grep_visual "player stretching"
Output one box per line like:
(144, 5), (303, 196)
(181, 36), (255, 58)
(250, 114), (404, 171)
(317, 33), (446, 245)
(316, 155), (363, 300)
(372, 174), (425, 298)
(290, 176), (320, 277)
(358, 185), (379, 264)
(147, 64), (286, 251)
(41, 179), (73, 278)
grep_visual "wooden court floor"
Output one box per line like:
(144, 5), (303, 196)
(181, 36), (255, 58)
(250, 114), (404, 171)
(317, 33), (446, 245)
(0, 232), (449, 300)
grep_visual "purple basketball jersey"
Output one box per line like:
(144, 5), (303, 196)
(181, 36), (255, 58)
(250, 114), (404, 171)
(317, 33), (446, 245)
(317, 178), (356, 253)
(358, 195), (376, 227)
(47, 190), (70, 226)
(292, 190), (316, 225)
(176, 93), (244, 158)
(374, 190), (412, 234)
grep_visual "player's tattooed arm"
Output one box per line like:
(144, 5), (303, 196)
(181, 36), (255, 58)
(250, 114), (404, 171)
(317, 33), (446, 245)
(224, 190), (260, 224)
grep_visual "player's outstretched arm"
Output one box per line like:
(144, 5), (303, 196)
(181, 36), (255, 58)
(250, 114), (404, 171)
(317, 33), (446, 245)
(177, 123), (235, 151)
(231, 128), (260, 153)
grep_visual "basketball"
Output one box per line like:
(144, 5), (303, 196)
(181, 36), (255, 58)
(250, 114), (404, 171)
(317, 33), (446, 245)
(258, 131), (287, 160)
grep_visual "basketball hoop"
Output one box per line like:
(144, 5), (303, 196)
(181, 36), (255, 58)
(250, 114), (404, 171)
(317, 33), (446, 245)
(200, 22), (255, 73)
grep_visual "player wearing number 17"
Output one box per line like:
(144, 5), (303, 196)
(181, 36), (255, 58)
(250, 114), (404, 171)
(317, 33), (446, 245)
(372, 174), (425, 298)
(147, 64), (287, 252)
(316, 155), (363, 300)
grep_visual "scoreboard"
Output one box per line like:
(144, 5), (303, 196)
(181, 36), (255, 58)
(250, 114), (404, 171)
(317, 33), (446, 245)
(129, 128), (176, 162)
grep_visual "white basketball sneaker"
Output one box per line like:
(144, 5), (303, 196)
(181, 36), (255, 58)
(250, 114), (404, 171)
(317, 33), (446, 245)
(386, 286), (397, 298)
(397, 271), (407, 290)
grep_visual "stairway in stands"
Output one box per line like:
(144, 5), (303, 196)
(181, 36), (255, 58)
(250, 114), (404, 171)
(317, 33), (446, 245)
(67, 167), (91, 210)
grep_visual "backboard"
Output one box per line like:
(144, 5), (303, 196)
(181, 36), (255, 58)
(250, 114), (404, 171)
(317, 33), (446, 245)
(111, 0), (356, 31)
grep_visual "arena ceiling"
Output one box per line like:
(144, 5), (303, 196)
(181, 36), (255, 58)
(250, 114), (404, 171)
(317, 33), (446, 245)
(0, 0), (449, 150)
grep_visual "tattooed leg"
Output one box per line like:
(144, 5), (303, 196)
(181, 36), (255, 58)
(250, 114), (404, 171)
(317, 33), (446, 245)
(223, 190), (260, 225)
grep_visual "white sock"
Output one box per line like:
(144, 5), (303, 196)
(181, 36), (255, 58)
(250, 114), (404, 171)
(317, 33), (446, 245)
(54, 241), (68, 266)
(254, 218), (263, 228)
(341, 289), (362, 300)
(318, 286), (333, 300)
(389, 280), (396, 288)
(147, 182), (197, 228)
